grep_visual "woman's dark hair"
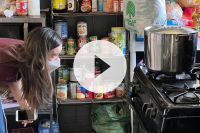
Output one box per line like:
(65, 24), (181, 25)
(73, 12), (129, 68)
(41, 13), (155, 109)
(15, 27), (62, 109)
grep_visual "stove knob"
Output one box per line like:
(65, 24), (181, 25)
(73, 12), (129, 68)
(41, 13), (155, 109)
(150, 108), (157, 119)
(142, 103), (150, 114)
(145, 108), (151, 119)
(145, 108), (157, 119)
(142, 103), (152, 114)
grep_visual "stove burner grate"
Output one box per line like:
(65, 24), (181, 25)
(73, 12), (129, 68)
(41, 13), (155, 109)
(162, 84), (200, 104)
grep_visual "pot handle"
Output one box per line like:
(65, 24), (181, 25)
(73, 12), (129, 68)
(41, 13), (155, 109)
(162, 19), (180, 27)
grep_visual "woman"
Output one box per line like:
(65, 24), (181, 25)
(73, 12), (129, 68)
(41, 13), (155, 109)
(0, 27), (62, 132)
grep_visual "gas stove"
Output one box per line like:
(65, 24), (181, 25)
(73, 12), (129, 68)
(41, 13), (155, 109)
(131, 64), (200, 133)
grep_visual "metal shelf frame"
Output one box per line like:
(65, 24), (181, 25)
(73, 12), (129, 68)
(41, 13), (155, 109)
(58, 97), (127, 105)
(52, 12), (123, 17)
(0, 15), (46, 40)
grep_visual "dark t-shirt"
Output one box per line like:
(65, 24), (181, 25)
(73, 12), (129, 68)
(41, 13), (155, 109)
(0, 38), (24, 83)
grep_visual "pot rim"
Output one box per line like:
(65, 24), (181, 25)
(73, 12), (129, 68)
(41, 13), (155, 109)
(145, 26), (198, 35)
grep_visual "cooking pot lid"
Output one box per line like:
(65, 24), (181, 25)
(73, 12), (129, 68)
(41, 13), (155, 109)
(145, 26), (197, 35)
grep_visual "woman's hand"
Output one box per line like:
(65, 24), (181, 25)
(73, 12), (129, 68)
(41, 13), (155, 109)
(22, 120), (33, 127)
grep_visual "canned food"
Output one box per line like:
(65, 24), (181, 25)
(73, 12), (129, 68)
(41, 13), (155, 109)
(77, 21), (88, 37)
(111, 27), (126, 55)
(57, 84), (68, 100)
(60, 41), (66, 55)
(80, 0), (92, 12)
(104, 0), (113, 12)
(78, 37), (88, 49)
(116, 84), (125, 97)
(16, 0), (28, 16)
(85, 90), (94, 99)
(94, 93), (104, 99)
(67, 0), (77, 12)
(113, 0), (119, 12)
(62, 66), (70, 82)
(69, 82), (77, 99)
(67, 38), (76, 55)
(89, 36), (98, 42)
(58, 66), (70, 84)
(77, 86), (86, 100)
(104, 90), (116, 98)
(53, 0), (67, 10)
(119, 0), (123, 12)
(92, 0), (98, 12)
(54, 20), (68, 39)
(98, 0), (103, 12)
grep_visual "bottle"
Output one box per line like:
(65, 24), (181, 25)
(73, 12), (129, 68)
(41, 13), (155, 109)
(113, 0), (119, 12)
(92, 0), (98, 12)
(98, 0), (103, 12)
(192, 6), (200, 37)
(16, 0), (28, 16)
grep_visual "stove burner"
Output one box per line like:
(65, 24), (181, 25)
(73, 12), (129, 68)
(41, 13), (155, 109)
(182, 92), (199, 103)
(147, 71), (194, 81)
(162, 84), (200, 104)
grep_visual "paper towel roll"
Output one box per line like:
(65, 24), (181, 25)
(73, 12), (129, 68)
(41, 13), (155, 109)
(28, 0), (40, 15)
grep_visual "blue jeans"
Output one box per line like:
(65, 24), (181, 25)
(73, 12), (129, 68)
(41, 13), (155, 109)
(0, 98), (6, 133)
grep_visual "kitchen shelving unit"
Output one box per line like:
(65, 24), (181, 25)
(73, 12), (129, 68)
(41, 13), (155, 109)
(51, 4), (131, 132)
(0, 15), (46, 40)
(58, 97), (127, 105)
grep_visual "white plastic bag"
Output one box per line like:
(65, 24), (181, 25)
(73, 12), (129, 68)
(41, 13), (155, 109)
(124, 0), (167, 34)
(166, 1), (183, 25)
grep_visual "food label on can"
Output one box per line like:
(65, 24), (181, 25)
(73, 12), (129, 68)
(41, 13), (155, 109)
(53, 0), (66, 10)
(92, 0), (98, 12)
(98, 0), (103, 11)
(77, 22), (88, 37)
(78, 37), (88, 49)
(55, 21), (68, 39)
(103, 90), (115, 98)
(85, 90), (94, 99)
(68, 0), (75, 11)
(77, 86), (86, 99)
(94, 93), (104, 99)
(16, 2), (28, 15)
(67, 38), (76, 55)
(57, 84), (68, 100)
(81, 0), (92, 12)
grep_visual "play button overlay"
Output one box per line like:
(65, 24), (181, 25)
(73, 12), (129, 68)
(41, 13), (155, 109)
(73, 40), (127, 93)
(95, 55), (110, 77)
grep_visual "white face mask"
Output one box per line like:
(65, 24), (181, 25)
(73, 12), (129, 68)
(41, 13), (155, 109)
(48, 58), (61, 72)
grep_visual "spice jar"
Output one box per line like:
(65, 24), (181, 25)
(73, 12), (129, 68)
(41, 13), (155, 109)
(16, 0), (28, 16)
